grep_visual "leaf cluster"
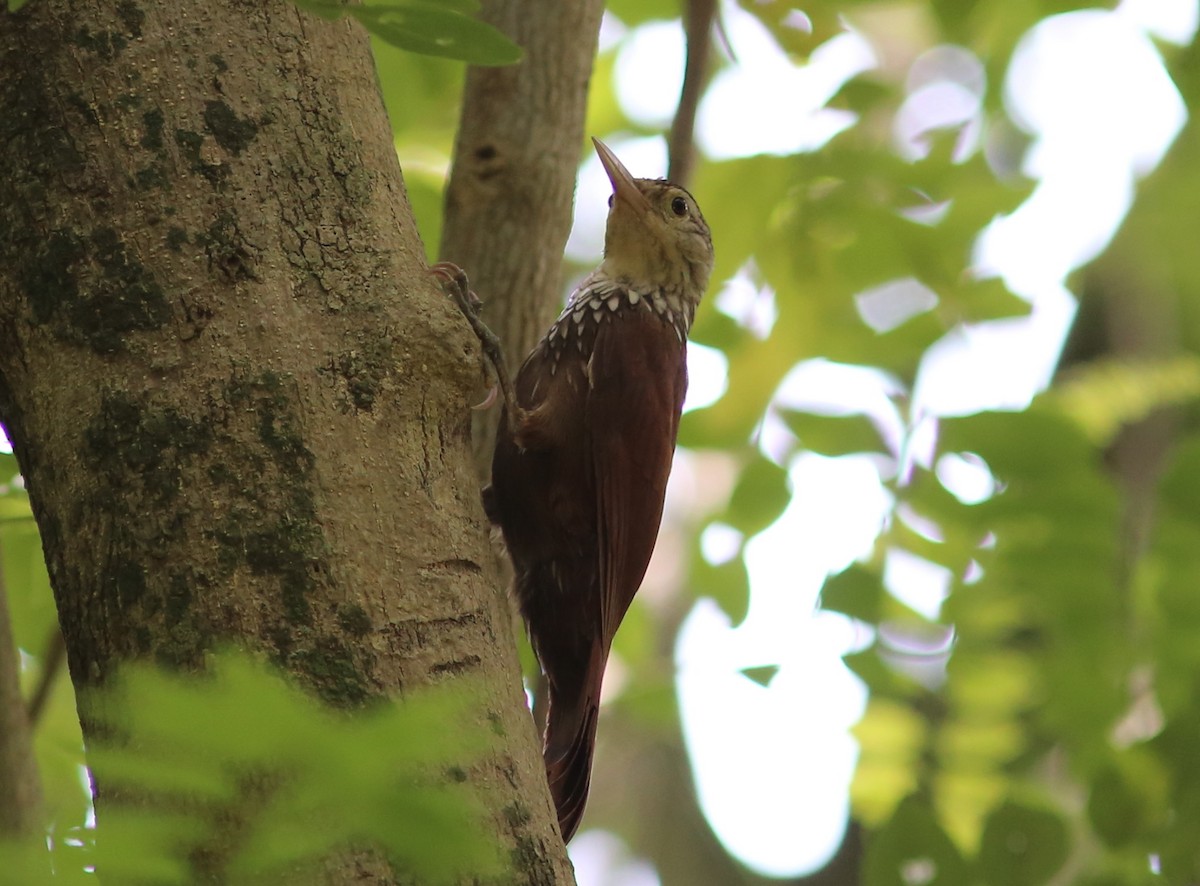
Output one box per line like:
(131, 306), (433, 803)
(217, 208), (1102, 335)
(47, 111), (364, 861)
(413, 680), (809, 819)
(597, 1), (1200, 884)
(2, 651), (500, 883)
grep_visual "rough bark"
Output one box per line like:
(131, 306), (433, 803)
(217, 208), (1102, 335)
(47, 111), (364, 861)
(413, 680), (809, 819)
(0, 0), (568, 880)
(439, 0), (607, 475)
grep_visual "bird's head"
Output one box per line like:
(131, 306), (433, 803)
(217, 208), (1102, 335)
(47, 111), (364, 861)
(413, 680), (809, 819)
(592, 138), (714, 300)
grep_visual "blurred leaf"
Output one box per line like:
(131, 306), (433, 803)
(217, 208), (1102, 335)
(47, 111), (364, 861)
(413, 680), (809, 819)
(611, 591), (655, 674)
(583, 46), (626, 139)
(33, 671), (91, 842)
(691, 154), (797, 317)
(0, 451), (19, 481)
(830, 74), (897, 117)
(355, 4), (522, 65)
(0, 837), (90, 886)
(944, 652), (1037, 719)
(404, 165), (450, 261)
(723, 454), (790, 536)
(938, 407), (1099, 486)
(1087, 749), (1170, 848)
(740, 665), (780, 687)
(779, 408), (887, 456)
(1054, 355), (1200, 445)
(1151, 436), (1200, 718)
(690, 552), (750, 627)
(373, 35), (464, 136)
(1148, 703), (1200, 880)
(617, 674), (682, 735)
(95, 811), (203, 884)
(515, 626), (538, 685)
(887, 514), (978, 580)
(0, 497), (54, 656)
(863, 795), (969, 886)
(978, 800), (1069, 886)
(852, 700), (927, 825)
(843, 644), (921, 700)
(605, 0), (679, 26)
(86, 742), (233, 802)
(930, 0), (1104, 101)
(293, 0), (521, 65)
(821, 564), (885, 622)
(736, 0), (842, 55)
(83, 652), (501, 882)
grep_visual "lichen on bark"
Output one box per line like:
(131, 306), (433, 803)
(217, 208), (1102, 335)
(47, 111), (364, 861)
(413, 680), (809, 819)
(0, 0), (582, 880)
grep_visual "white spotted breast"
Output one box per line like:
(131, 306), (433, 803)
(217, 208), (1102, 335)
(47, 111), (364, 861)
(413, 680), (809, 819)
(540, 275), (695, 375)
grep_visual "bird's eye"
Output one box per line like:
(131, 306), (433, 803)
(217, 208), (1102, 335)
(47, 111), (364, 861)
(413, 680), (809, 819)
(608, 194), (615, 208)
(670, 196), (688, 216)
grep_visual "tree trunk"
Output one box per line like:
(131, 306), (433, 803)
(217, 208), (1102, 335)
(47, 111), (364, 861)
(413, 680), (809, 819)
(0, 1), (571, 881)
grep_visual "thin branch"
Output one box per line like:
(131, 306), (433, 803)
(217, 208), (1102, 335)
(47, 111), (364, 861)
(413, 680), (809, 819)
(25, 626), (64, 728)
(668, 0), (719, 188)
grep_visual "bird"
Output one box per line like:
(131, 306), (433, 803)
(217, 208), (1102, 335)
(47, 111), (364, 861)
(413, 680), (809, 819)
(435, 137), (713, 842)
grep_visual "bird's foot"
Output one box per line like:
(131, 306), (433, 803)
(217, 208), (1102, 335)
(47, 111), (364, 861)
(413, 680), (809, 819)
(429, 262), (524, 430)
(430, 261), (482, 315)
(471, 384), (499, 411)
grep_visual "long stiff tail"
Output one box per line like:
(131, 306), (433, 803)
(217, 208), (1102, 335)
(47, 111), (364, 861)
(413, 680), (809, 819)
(542, 641), (606, 842)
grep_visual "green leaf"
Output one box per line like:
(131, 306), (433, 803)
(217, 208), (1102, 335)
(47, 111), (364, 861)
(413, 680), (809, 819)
(404, 165), (449, 261)
(690, 552), (750, 627)
(292, 0), (521, 65)
(0, 837), (91, 886)
(604, 0), (679, 27)
(863, 795), (969, 886)
(842, 645), (919, 698)
(978, 800), (1069, 886)
(85, 652), (501, 882)
(738, 0), (898, 57)
(851, 699), (926, 825)
(938, 408), (1098, 484)
(618, 673), (681, 734)
(779, 408), (887, 456)
(610, 591), (654, 673)
(95, 811), (203, 884)
(820, 564), (885, 622)
(740, 665), (780, 687)
(723, 454), (790, 536)
(372, 30), (465, 137)
(352, 4), (521, 65)
(1054, 355), (1200, 445)
(1087, 750), (1170, 848)
(0, 503), (56, 657)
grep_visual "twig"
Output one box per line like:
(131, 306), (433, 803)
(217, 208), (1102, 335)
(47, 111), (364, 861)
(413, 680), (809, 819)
(668, 0), (719, 187)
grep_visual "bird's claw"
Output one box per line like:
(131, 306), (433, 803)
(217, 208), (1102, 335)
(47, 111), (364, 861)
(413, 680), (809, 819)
(471, 384), (500, 411)
(430, 261), (522, 431)
(430, 261), (483, 313)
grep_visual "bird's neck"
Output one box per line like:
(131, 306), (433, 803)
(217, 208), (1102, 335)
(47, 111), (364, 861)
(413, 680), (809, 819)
(568, 268), (698, 336)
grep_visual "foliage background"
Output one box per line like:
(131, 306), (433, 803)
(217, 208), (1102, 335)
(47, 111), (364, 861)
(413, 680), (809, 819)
(4, 0), (1200, 883)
